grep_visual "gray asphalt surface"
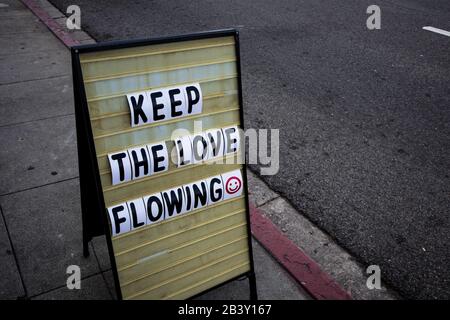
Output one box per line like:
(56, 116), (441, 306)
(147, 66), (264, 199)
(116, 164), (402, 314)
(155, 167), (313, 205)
(50, 0), (450, 299)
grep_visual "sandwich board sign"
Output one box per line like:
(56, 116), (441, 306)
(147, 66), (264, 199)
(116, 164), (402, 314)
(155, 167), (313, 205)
(71, 29), (257, 300)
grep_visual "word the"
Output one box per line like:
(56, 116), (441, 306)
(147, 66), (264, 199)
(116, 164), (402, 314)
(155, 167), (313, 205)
(107, 169), (243, 236)
(108, 142), (169, 186)
(127, 83), (202, 127)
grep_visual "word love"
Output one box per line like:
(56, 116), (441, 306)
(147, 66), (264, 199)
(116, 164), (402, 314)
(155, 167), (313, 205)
(127, 83), (202, 127)
(107, 125), (240, 186)
(107, 169), (244, 236)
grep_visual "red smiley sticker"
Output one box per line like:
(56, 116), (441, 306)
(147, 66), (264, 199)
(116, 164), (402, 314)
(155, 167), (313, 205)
(225, 176), (242, 194)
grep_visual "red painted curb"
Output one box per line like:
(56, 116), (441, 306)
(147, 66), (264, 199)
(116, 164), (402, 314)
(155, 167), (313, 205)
(21, 0), (80, 47)
(250, 203), (352, 300)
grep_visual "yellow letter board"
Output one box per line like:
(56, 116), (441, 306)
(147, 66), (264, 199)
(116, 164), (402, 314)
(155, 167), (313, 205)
(71, 30), (256, 300)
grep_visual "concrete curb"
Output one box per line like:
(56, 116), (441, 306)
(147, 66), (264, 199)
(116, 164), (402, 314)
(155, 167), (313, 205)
(250, 203), (351, 300)
(20, 0), (387, 300)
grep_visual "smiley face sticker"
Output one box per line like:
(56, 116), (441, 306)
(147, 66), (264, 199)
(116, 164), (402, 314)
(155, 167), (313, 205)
(221, 169), (244, 200)
(226, 176), (242, 194)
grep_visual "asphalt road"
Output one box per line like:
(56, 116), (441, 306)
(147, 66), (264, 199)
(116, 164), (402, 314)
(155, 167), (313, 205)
(50, 0), (450, 299)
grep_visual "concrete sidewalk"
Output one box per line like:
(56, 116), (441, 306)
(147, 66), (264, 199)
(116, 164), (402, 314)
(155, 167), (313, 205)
(0, 0), (311, 300)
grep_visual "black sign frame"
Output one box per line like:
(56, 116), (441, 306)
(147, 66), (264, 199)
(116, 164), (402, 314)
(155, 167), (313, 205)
(71, 29), (257, 300)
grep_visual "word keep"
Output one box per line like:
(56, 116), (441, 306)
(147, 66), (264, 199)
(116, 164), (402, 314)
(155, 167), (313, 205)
(107, 125), (240, 186)
(127, 83), (202, 127)
(107, 169), (244, 236)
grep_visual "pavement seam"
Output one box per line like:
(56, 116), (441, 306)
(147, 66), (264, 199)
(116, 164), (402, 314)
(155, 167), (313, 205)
(0, 74), (70, 87)
(0, 205), (28, 299)
(90, 242), (116, 299)
(0, 31), (47, 35)
(27, 271), (104, 299)
(253, 195), (280, 208)
(0, 112), (75, 129)
(100, 270), (115, 300)
(0, 176), (79, 198)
